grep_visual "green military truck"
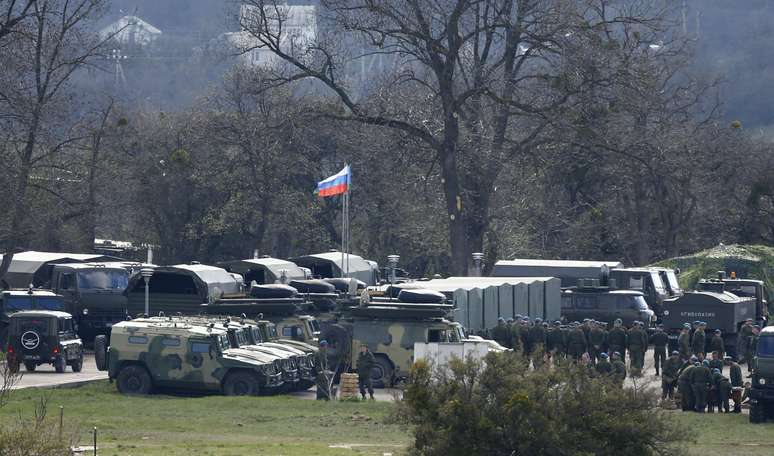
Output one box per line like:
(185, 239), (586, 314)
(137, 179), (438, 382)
(6, 310), (83, 373)
(100, 319), (284, 396)
(750, 326), (774, 423)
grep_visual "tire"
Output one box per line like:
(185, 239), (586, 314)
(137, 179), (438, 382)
(117, 365), (153, 395)
(54, 356), (66, 373)
(750, 402), (766, 423)
(223, 371), (261, 396)
(94, 335), (108, 371)
(71, 353), (84, 373)
(320, 324), (351, 368)
(24, 362), (37, 372)
(370, 355), (394, 389)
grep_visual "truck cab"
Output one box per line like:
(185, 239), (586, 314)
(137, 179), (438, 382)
(609, 268), (670, 316)
(50, 263), (130, 340)
(561, 288), (655, 327)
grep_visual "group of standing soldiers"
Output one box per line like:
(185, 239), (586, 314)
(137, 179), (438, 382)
(660, 319), (761, 413)
(490, 316), (654, 375)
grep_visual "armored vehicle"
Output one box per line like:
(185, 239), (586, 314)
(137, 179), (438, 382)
(320, 299), (460, 387)
(6, 310), (83, 373)
(102, 319), (283, 395)
(272, 314), (320, 345)
(662, 277), (758, 357)
(561, 287), (655, 327)
(750, 325), (774, 423)
(1, 290), (67, 351)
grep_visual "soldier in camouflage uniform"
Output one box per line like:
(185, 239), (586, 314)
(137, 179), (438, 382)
(510, 318), (524, 353)
(724, 356), (744, 413)
(567, 322), (587, 361)
(661, 351), (681, 400)
(356, 344), (376, 400)
(547, 321), (566, 364)
(611, 352), (627, 387)
(691, 359), (713, 413)
(607, 319), (627, 364)
(678, 323), (691, 361)
(595, 352), (613, 377)
(588, 321), (606, 365)
(709, 329), (725, 356)
(708, 351), (723, 375)
(650, 324), (668, 376)
(691, 322), (707, 360)
(491, 318), (510, 349)
(530, 319), (547, 367)
(626, 321), (648, 374)
(738, 318), (754, 368)
(678, 358), (697, 411)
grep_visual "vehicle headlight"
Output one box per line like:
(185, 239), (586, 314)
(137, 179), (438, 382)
(663, 310), (670, 316)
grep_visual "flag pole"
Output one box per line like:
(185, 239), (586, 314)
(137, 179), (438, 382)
(341, 189), (346, 279)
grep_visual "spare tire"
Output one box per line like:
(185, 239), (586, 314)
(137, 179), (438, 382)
(249, 284), (298, 299)
(94, 335), (108, 371)
(289, 279), (336, 294)
(397, 288), (446, 304)
(320, 323), (351, 368)
(323, 278), (366, 292)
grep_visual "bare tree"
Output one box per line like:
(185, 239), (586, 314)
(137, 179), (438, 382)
(0, 0), (107, 280)
(238, 0), (672, 274)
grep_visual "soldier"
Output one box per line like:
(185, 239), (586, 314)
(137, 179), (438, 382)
(662, 351), (682, 400)
(738, 318), (754, 366)
(691, 359), (713, 413)
(691, 322), (706, 359)
(356, 344), (376, 400)
(567, 322), (588, 361)
(627, 321), (648, 375)
(724, 356), (744, 413)
(611, 352), (627, 387)
(678, 323), (691, 361)
(708, 351), (723, 375)
(582, 319), (592, 340)
(588, 321), (606, 365)
(546, 321), (562, 363)
(491, 318), (510, 348)
(505, 318), (514, 349)
(607, 319), (627, 363)
(650, 324), (668, 376)
(710, 329), (725, 356)
(510, 317), (523, 353)
(677, 358), (697, 411)
(595, 352), (613, 377)
(714, 369), (733, 413)
(315, 340), (332, 400)
(521, 318), (533, 356)
(751, 325), (761, 372)
(529, 318), (547, 367)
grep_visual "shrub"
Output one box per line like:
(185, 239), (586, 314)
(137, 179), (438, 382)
(396, 352), (686, 456)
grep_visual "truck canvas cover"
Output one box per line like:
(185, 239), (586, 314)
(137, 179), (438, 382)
(0, 251), (123, 288)
(491, 259), (623, 287)
(218, 257), (306, 285)
(290, 251), (378, 286)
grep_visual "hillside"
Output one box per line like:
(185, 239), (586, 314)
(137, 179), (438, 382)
(654, 244), (774, 296)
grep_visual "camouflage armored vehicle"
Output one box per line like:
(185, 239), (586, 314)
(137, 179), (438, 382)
(272, 314), (320, 345)
(101, 319), (283, 395)
(6, 310), (83, 373)
(750, 325), (774, 423)
(320, 299), (459, 387)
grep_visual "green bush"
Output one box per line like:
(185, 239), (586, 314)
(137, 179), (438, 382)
(395, 353), (686, 456)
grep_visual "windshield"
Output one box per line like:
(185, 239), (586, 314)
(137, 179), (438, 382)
(77, 270), (129, 291)
(14, 318), (49, 334)
(251, 327), (264, 343)
(5, 297), (34, 312)
(218, 334), (231, 351)
(307, 318), (320, 333)
(757, 336), (774, 358)
(665, 271), (681, 293)
(726, 284), (758, 298)
(268, 324), (278, 339)
(650, 272), (667, 294)
(37, 297), (65, 311)
(235, 329), (251, 347)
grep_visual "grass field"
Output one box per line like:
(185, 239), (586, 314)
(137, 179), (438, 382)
(4, 381), (774, 456)
(675, 411), (774, 456)
(0, 382), (411, 456)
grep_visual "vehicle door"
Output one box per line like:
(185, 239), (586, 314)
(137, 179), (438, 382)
(186, 337), (223, 389)
(57, 317), (80, 361)
(56, 272), (78, 315)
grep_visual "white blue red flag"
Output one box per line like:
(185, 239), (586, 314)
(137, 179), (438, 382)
(316, 165), (351, 197)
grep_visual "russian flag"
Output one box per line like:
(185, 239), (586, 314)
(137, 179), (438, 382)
(316, 165), (351, 197)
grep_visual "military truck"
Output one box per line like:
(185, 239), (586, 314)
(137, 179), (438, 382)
(6, 310), (83, 373)
(49, 262), (133, 340)
(750, 325), (774, 423)
(662, 277), (757, 357)
(561, 286), (656, 327)
(101, 319), (284, 395)
(1, 290), (67, 351)
(320, 299), (461, 387)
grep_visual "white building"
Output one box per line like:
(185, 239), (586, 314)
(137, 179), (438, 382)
(99, 15), (162, 47)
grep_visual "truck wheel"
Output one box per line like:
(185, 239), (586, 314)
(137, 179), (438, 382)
(223, 371), (261, 396)
(750, 402), (766, 423)
(24, 362), (37, 372)
(54, 356), (66, 373)
(371, 355), (394, 389)
(117, 365), (153, 395)
(71, 353), (84, 373)
(94, 335), (108, 371)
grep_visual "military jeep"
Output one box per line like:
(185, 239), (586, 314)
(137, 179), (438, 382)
(6, 311), (83, 373)
(102, 319), (283, 396)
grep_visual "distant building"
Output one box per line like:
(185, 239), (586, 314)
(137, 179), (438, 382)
(99, 15), (162, 47)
